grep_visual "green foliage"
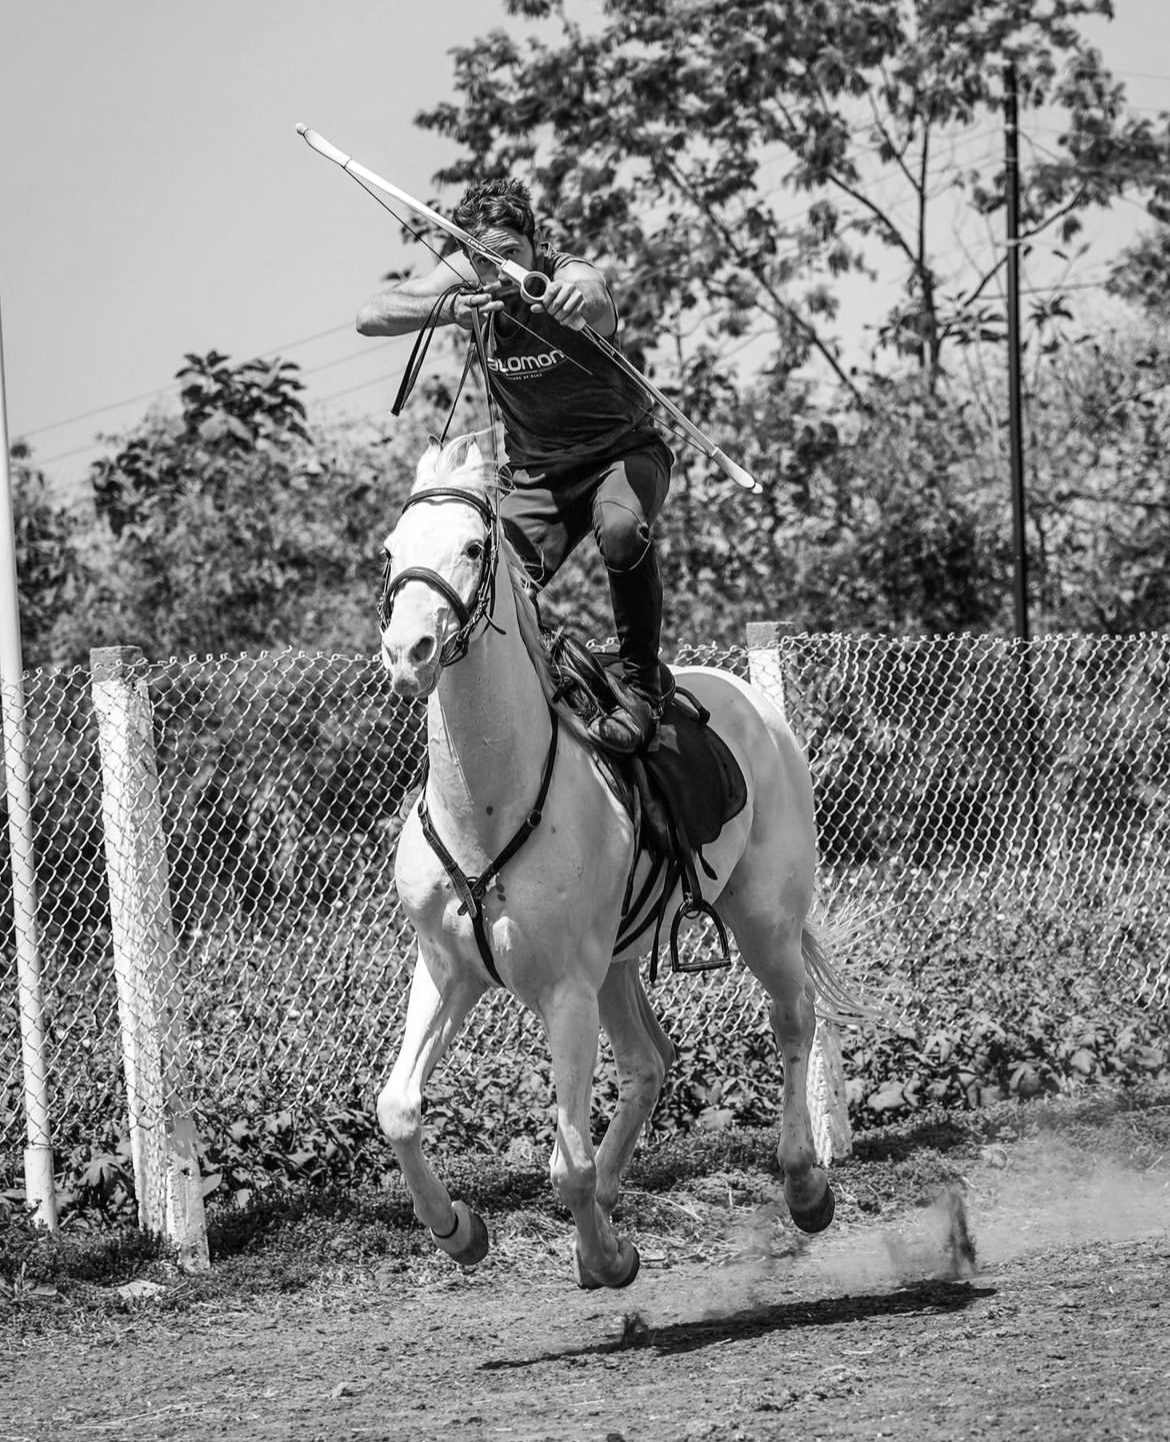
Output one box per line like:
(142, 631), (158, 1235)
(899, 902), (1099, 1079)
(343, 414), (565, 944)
(415, 0), (1168, 389)
(1022, 321), (1170, 633)
(1108, 224), (1170, 320)
(0, 1204), (163, 1300)
(538, 373), (1015, 648)
(148, 657), (423, 931)
(197, 1105), (385, 1211)
(91, 352), (310, 539)
(787, 636), (1170, 869)
(6, 446), (86, 667)
(54, 351), (417, 665)
(655, 376), (1011, 643)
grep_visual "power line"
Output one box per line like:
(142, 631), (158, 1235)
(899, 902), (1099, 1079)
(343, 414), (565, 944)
(1111, 69), (1170, 84)
(19, 321), (359, 442)
(298, 339), (399, 380)
(31, 339), (399, 466)
(34, 438), (112, 468)
(20, 384), (180, 440)
(314, 372), (404, 407)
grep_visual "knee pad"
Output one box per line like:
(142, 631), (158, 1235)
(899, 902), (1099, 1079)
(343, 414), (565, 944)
(595, 499), (653, 573)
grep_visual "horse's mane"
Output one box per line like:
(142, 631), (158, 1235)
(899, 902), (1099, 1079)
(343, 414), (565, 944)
(412, 429), (499, 493)
(419, 433), (593, 747)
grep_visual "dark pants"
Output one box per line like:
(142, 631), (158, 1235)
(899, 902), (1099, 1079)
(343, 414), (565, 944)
(501, 435), (673, 703)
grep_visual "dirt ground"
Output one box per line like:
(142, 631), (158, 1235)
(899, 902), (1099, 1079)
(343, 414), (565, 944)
(2, 1124), (1168, 1442)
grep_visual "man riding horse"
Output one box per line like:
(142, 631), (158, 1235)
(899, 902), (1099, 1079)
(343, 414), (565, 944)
(356, 177), (672, 754)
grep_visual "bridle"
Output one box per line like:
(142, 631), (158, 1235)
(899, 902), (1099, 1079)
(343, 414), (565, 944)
(378, 486), (500, 668)
(380, 479), (560, 991)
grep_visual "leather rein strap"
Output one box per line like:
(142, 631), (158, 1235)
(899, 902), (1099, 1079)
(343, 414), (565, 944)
(416, 714), (560, 987)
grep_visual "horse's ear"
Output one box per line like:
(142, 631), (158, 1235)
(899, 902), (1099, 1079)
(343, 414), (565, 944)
(417, 436), (443, 484)
(464, 440), (484, 470)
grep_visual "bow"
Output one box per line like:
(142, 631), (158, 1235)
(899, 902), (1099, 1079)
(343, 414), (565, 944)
(296, 124), (760, 493)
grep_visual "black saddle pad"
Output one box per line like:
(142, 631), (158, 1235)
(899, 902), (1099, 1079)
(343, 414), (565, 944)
(637, 689), (747, 852)
(544, 631), (747, 856)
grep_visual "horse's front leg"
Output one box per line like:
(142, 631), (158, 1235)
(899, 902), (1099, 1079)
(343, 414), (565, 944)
(541, 982), (641, 1289)
(376, 945), (489, 1265)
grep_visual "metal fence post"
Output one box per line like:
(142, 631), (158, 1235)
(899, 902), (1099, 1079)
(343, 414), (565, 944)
(745, 620), (852, 1166)
(90, 646), (209, 1270)
(0, 298), (57, 1228)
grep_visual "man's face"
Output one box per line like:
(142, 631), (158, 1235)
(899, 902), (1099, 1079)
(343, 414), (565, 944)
(467, 225), (536, 294)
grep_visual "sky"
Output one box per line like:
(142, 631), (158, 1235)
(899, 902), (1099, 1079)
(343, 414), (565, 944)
(2, 0), (1169, 499)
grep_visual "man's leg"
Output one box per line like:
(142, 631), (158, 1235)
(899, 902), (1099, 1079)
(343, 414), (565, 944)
(500, 478), (579, 593)
(589, 439), (672, 752)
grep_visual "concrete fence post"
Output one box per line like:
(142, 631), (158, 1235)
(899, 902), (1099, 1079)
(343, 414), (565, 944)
(745, 620), (852, 1166)
(90, 646), (208, 1271)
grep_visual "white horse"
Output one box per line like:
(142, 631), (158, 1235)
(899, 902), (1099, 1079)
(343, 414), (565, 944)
(376, 432), (858, 1289)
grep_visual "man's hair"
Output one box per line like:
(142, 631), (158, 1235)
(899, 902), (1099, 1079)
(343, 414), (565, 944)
(452, 178), (537, 244)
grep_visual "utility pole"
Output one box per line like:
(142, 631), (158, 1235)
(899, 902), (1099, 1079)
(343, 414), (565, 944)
(1004, 60), (1030, 640)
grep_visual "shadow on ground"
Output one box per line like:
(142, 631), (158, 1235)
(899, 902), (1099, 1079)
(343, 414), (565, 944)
(480, 1276), (994, 1367)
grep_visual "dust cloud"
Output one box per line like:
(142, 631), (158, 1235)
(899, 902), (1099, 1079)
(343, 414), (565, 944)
(961, 1130), (1170, 1267)
(684, 1127), (1169, 1321)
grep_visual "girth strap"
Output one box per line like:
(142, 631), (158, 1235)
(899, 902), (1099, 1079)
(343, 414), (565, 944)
(416, 713), (561, 987)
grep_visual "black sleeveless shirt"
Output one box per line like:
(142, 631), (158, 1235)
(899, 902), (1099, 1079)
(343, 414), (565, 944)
(483, 249), (655, 471)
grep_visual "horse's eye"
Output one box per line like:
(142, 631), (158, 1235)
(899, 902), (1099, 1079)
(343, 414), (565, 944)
(465, 540), (485, 562)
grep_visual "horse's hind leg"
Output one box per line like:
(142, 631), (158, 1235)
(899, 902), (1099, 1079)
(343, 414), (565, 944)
(728, 909), (835, 1233)
(595, 961), (674, 1215)
(376, 947), (489, 1265)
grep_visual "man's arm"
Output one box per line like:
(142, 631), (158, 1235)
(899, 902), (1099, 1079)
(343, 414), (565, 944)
(356, 256), (479, 337)
(532, 258), (618, 338)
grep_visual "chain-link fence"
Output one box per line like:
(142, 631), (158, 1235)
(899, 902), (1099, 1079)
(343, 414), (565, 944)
(3, 631), (1168, 1179)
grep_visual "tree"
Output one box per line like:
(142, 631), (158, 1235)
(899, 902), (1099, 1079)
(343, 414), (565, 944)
(77, 352), (416, 662)
(1023, 319), (1170, 633)
(415, 0), (1170, 397)
(91, 351), (311, 538)
(5, 444), (85, 668)
(1108, 225), (1170, 323)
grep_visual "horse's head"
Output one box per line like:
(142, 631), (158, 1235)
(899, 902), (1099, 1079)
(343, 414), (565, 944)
(379, 434), (500, 697)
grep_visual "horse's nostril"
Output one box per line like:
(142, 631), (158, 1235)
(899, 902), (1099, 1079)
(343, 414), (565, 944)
(409, 634), (437, 667)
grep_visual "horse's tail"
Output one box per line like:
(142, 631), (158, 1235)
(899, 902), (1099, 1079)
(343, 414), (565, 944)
(801, 912), (891, 1028)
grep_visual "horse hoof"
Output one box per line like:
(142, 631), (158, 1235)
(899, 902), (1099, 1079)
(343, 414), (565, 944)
(433, 1200), (490, 1267)
(573, 1239), (641, 1290)
(788, 1179), (836, 1234)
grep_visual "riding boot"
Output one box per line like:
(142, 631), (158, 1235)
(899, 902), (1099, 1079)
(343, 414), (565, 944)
(588, 545), (665, 754)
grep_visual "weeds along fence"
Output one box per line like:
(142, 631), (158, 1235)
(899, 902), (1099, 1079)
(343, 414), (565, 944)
(2, 630), (1168, 1193)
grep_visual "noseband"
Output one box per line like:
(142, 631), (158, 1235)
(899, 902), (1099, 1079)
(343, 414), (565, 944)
(379, 486), (499, 667)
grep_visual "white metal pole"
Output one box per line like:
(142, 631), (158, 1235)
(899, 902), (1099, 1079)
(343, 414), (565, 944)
(0, 297), (57, 1227)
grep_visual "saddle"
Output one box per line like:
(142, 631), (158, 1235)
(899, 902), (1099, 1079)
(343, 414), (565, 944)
(544, 632), (748, 981)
